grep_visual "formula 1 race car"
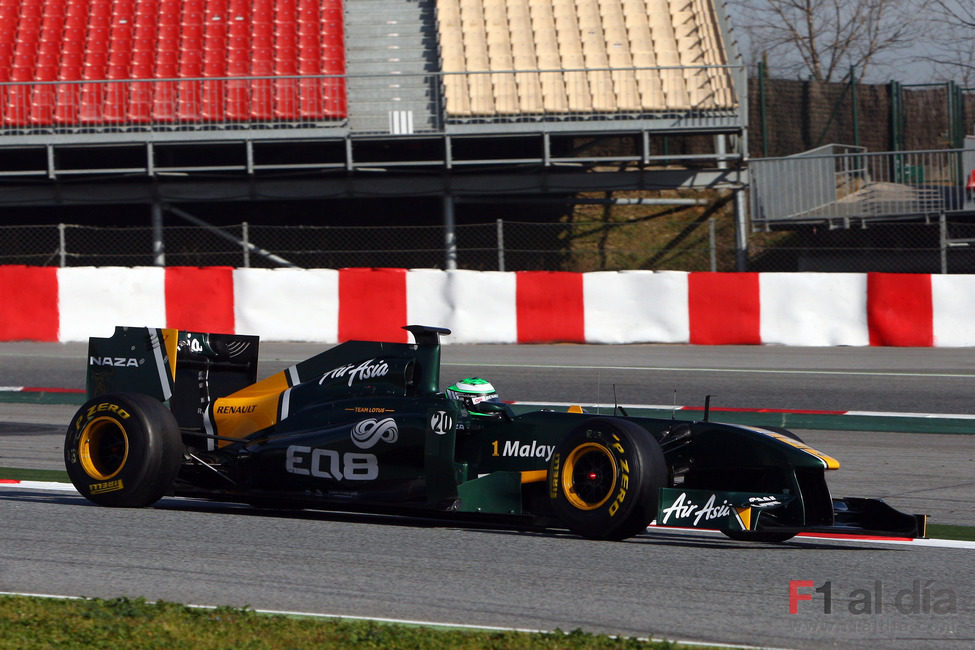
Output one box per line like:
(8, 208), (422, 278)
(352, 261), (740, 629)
(65, 325), (926, 542)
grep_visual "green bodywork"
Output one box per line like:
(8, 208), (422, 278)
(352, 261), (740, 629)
(80, 325), (924, 538)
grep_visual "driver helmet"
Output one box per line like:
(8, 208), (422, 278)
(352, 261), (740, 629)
(446, 377), (500, 416)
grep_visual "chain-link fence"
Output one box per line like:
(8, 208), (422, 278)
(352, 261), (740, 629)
(750, 219), (975, 274)
(0, 218), (737, 272)
(5, 215), (975, 273)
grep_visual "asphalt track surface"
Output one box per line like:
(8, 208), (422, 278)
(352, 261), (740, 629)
(2, 342), (975, 648)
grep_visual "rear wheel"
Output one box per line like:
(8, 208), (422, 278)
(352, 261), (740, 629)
(65, 393), (183, 507)
(548, 418), (667, 540)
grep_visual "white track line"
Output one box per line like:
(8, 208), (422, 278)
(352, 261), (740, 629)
(0, 590), (790, 649)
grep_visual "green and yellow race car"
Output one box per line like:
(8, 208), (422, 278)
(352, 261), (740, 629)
(66, 325), (925, 542)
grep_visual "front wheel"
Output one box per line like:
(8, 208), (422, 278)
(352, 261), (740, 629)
(548, 418), (667, 541)
(64, 393), (183, 507)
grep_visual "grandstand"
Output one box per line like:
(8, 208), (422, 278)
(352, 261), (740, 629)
(0, 0), (746, 248)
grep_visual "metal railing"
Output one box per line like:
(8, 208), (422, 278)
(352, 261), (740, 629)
(0, 74), (348, 134)
(750, 146), (975, 227)
(0, 66), (745, 139)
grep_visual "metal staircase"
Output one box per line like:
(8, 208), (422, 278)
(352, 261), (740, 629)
(344, 0), (442, 134)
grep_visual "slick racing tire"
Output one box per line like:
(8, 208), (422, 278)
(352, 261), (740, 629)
(548, 418), (667, 541)
(65, 393), (183, 507)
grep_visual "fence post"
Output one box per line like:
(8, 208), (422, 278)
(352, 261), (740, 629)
(58, 222), (66, 267)
(709, 217), (716, 271)
(734, 190), (748, 271)
(242, 221), (250, 268)
(758, 58), (768, 157)
(890, 80), (903, 152)
(151, 202), (165, 266)
(443, 193), (457, 270)
(850, 65), (859, 148)
(496, 218), (505, 272)
(940, 213), (948, 274)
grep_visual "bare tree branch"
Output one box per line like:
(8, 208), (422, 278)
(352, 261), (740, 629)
(732, 0), (931, 82)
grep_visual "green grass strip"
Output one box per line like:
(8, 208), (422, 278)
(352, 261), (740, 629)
(926, 524), (975, 542)
(0, 595), (695, 650)
(0, 468), (70, 483)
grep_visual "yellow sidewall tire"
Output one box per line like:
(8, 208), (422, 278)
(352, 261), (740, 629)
(65, 393), (182, 507)
(548, 417), (667, 541)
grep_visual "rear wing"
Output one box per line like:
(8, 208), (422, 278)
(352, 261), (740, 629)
(86, 324), (450, 431)
(86, 326), (259, 429)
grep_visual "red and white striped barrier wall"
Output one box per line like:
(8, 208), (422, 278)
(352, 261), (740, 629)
(0, 265), (972, 345)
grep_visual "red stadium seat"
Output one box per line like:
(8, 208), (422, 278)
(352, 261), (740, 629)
(200, 43), (225, 120)
(155, 48), (178, 70)
(180, 21), (203, 41)
(31, 77), (57, 125)
(273, 76), (297, 118)
(0, 0), (346, 127)
(54, 82), (80, 124)
(203, 0), (226, 23)
(273, 0), (295, 24)
(157, 3), (179, 26)
(297, 77), (322, 119)
(40, 19), (65, 44)
(127, 53), (153, 122)
(43, 0), (68, 18)
(61, 28), (85, 54)
(86, 25), (110, 52)
(227, 0), (247, 19)
(296, 54), (321, 75)
(177, 46), (202, 120)
(83, 50), (108, 70)
(251, 47), (273, 119)
(103, 79), (128, 123)
(201, 80), (224, 120)
(130, 48), (154, 75)
(110, 23), (134, 47)
(225, 78), (248, 121)
(58, 51), (83, 79)
(4, 85), (28, 132)
(89, 1), (111, 20)
(108, 31), (134, 63)
(274, 47), (298, 73)
(35, 48), (61, 70)
(324, 75), (346, 118)
(112, 0), (136, 15)
(134, 0), (159, 18)
(79, 81), (105, 123)
(64, 10), (86, 30)
(252, 0), (271, 24)
(16, 15), (42, 41)
(86, 11), (109, 27)
(181, 0), (204, 24)
(153, 76), (178, 122)
(177, 79), (201, 120)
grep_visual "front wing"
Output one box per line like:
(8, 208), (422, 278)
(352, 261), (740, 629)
(654, 488), (926, 538)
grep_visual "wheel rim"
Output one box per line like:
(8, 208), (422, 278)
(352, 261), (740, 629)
(79, 417), (129, 480)
(561, 442), (617, 510)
